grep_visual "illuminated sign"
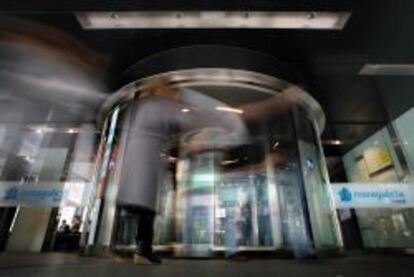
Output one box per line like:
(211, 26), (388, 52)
(331, 183), (414, 208)
(0, 182), (90, 207)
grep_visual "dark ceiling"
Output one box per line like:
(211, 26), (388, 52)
(0, 0), (414, 156)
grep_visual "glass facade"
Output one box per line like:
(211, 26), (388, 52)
(342, 108), (414, 248)
(0, 124), (97, 252)
(394, 108), (414, 176)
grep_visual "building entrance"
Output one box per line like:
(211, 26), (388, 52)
(83, 46), (342, 258)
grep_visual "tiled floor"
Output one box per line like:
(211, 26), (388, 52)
(0, 253), (413, 277)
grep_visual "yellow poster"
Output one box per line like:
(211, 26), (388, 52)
(363, 146), (392, 174)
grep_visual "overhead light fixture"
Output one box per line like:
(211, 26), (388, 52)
(76, 11), (351, 30)
(221, 159), (239, 165)
(181, 108), (191, 113)
(215, 106), (244, 114)
(323, 139), (343, 146)
(359, 64), (414, 75)
(29, 125), (80, 134)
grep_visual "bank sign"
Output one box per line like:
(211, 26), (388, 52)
(0, 182), (90, 207)
(331, 183), (414, 208)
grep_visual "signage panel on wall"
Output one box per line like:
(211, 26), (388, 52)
(331, 183), (414, 208)
(0, 182), (91, 207)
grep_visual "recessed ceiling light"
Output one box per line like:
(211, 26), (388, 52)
(359, 64), (414, 75)
(323, 139), (343, 145)
(215, 106), (244, 114)
(76, 11), (351, 30)
(221, 159), (239, 165)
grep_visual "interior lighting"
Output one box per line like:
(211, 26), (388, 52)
(359, 64), (414, 75)
(215, 106), (244, 114)
(76, 11), (351, 30)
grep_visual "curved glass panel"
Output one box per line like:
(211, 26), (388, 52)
(88, 72), (341, 257)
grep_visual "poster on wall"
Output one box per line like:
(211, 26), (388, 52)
(362, 146), (392, 175)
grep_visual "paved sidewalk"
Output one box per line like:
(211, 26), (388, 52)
(0, 253), (413, 277)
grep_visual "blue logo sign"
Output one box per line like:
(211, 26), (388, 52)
(19, 189), (63, 202)
(332, 183), (414, 208)
(2, 186), (64, 203)
(354, 190), (406, 204)
(4, 187), (18, 200)
(0, 182), (87, 207)
(337, 186), (406, 204)
(338, 187), (353, 202)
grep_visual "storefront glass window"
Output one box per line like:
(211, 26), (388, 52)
(342, 125), (414, 248)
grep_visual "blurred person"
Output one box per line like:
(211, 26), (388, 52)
(58, 220), (70, 233)
(71, 215), (82, 233)
(216, 89), (304, 261)
(116, 76), (180, 265)
(116, 76), (251, 265)
(241, 86), (302, 121)
(0, 17), (108, 255)
(224, 203), (241, 259)
(251, 147), (315, 258)
(239, 201), (253, 245)
(0, 17), (108, 125)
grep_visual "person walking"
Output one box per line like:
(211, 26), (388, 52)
(116, 76), (250, 265)
(116, 77), (178, 265)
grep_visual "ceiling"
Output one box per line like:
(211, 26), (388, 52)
(0, 0), (413, 157)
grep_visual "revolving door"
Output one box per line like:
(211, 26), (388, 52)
(83, 47), (342, 257)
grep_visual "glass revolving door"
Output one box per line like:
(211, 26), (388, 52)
(86, 69), (342, 258)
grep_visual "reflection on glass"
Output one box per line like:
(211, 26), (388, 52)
(99, 81), (340, 258)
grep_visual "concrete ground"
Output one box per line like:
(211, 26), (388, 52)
(0, 252), (413, 277)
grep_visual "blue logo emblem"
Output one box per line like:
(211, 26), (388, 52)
(4, 187), (18, 200)
(338, 187), (353, 202)
(306, 158), (315, 171)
